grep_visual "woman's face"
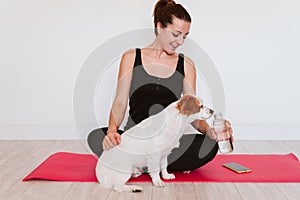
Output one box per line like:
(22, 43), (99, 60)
(157, 17), (191, 54)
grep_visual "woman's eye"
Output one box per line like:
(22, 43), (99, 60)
(172, 33), (179, 37)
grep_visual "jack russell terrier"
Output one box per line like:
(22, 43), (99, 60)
(95, 94), (213, 192)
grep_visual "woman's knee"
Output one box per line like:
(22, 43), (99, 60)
(197, 135), (218, 159)
(87, 127), (108, 157)
(167, 134), (218, 171)
(87, 128), (107, 143)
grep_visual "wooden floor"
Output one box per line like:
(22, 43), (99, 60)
(0, 140), (299, 200)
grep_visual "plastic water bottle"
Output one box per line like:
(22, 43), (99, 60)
(213, 112), (233, 153)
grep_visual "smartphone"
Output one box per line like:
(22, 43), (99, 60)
(222, 162), (251, 173)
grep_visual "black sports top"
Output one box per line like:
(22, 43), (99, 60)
(124, 48), (185, 130)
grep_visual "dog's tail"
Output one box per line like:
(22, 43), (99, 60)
(119, 185), (143, 193)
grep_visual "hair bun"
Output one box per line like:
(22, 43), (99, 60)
(153, 0), (176, 18)
(167, 0), (176, 6)
(159, 0), (175, 7)
(153, 0), (191, 35)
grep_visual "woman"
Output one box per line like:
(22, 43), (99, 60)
(88, 0), (233, 172)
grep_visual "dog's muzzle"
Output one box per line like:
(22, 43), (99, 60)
(199, 105), (214, 120)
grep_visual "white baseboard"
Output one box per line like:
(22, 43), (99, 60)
(0, 125), (80, 140)
(233, 125), (300, 140)
(0, 125), (299, 140)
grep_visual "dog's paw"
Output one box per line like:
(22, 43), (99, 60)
(162, 173), (175, 180)
(152, 178), (165, 187)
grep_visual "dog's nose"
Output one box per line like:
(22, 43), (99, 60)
(200, 105), (214, 120)
(207, 107), (214, 115)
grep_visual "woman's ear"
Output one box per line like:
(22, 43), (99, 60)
(156, 22), (163, 34)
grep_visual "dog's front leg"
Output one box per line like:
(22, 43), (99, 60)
(160, 156), (175, 180)
(147, 157), (165, 187)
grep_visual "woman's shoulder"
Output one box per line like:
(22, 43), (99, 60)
(183, 55), (195, 68)
(184, 55), (195, 66)
(122, 48), (137, 59)
(118, 48), (137, 73)
(119, 48), (137, 68)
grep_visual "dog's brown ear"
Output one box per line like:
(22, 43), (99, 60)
(176, 99), (183, 111)
(176, 95), (189, 112)
(177, 95), (201, 116)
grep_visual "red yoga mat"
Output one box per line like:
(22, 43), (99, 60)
(23, 152), (300, 182)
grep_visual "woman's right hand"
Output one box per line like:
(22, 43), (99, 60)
(102, 131), (121, 150)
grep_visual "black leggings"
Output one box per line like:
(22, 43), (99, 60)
(87, 127), (219, 172)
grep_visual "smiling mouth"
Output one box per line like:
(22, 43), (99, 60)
(171, 43), (178, 49)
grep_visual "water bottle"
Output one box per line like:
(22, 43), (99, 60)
(213, 112), (233, 153)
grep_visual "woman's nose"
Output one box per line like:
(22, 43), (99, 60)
(177, 36), (185, 46)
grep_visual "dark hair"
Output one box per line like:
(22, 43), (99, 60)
(153, 0), (191, 35)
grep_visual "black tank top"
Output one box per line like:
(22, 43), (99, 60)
(124, 48), (185, 130)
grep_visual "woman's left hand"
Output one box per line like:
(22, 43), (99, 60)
(205, 119), (234, 142)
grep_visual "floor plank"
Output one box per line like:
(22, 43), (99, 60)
(152, 183), (197, 200)
(230, 140), (249, 154)
(21, 182), (72, 200)
(171, 183), (197, 200)
(0, 140), (299, 200)
(234, 183), (288, 200)
(105, 183), (152, 200)
(151, 182), (171, 200)
(0, 141), (44, 196)
(275, 183), (300, 200)
(1, 140), (75, 200)
(194, 183), (242, 200)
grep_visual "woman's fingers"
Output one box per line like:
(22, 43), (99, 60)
(225, 120), (232, 127)
(206, 128), (218, 140)
(102, 132), (121, 151)
(225, 120), (234, 142)
(103, 136), (113, 150)
(108, 133), (118, 145)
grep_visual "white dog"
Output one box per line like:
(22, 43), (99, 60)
(95, 94), (213, 192)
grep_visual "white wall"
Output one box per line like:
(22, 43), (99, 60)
(0, 0), (299, 140)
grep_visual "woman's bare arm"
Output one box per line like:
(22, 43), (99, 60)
(103, 49), (136, 150)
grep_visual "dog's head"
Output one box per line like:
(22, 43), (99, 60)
(176, 94), (214, 121)
(176, 94), (201, 116)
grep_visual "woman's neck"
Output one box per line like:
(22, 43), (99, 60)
(146, 40), (176, 59)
